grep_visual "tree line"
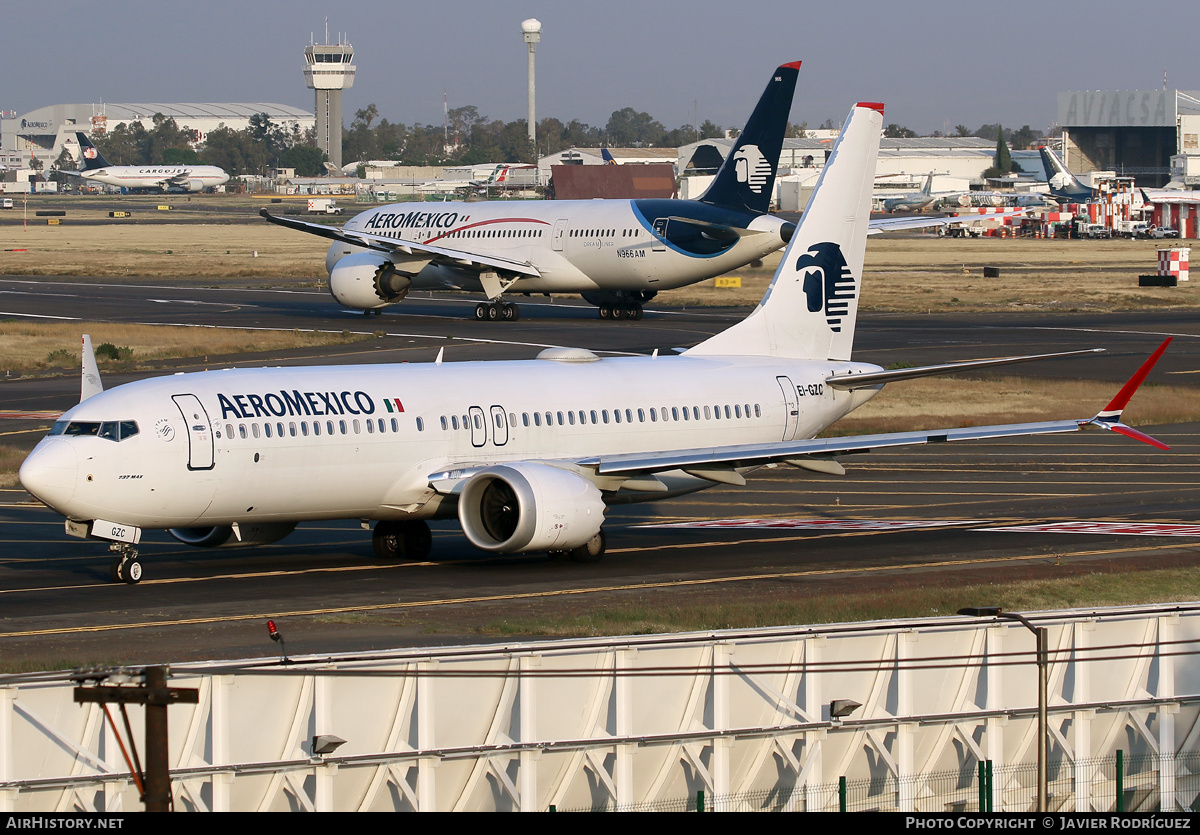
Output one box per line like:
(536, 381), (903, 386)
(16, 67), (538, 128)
(77, 107), (1048, 177)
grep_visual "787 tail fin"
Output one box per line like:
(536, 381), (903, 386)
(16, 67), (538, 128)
(696, 62), (800, 215)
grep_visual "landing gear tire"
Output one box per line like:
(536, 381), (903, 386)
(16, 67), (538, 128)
(486, 303), (500, 321)
(566, 529), (606, 563)
(630, 305), (643, 320)
(372, 520), (433, 562)
(108, 542), (143, 584)
(474, 303), (488, 321)
(109, 551), (142, 584)
(501, 302), (520, 321)
(598, 305), (611, 320)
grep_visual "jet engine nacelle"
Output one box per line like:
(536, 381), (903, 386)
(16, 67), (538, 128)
(168, 522), (297, 548)
(458, 463), (605, 553)
(328, 251), (412, 310)
(186, 179), (205, 192)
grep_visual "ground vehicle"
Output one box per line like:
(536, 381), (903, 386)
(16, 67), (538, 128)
(0, 198), (13, 209)
(307, 198), (342, 215)
(1146, 225), (1180, 239)
(1116, 220), (1150, 238)
(1079, 223), (1112, 239)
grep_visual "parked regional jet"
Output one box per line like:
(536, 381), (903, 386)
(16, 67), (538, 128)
(263, 63), (804, 322)
(881, 173), (938, 212)
(20, 102), (1170, 584)
(71, 132), (230, 193)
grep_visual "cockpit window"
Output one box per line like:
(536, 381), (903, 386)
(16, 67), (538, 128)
(50, 420), (139, 441)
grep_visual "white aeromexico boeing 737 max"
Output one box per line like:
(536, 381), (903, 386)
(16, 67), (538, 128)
(20, 103), (1170, 584)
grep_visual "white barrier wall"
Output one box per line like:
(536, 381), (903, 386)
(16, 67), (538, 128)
(3, 602), (1198, 812)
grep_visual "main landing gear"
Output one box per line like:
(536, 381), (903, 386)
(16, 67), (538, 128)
(473, 301), (521, 322)
(372, 520), (434, 561)
(108, 543), (143, 584)
(597, 304), (643, 321)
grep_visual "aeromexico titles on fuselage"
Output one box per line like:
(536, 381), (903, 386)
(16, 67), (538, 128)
(354, 199), (774, 259)
(216, 388), (394, 422)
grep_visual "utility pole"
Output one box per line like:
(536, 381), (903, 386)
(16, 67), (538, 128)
(73, 666), (199, 812)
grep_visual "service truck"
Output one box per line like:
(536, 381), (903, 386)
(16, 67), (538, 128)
(306, 198), (342, 215)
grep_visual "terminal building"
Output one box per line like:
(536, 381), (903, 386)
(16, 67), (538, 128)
(0, 103), (314, 170)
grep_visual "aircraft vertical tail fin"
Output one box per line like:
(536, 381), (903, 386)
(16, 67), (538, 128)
(687, 102), (882, 360)
(1039, 146), (1091, 199)
(81, 335), (103, 402)
(74, 132), (112, 171)
(696, 62), (800, 215)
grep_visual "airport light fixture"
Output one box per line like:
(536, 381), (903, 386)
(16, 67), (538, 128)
(521, 19), (542, 152)
(958, 606), (1049, 812)
(829, 699), (862, 720)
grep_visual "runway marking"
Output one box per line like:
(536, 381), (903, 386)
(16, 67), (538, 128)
(0, 428), (52, 437)
(1029, 326), (1200, 340)
(0, 311), (81, 321)
(0, 542), (1189, 639)
(986, 521), (1200, 537)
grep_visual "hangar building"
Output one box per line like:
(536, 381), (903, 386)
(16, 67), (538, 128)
(1058, 89), (1200, 187)
(0, 103), (314, 170)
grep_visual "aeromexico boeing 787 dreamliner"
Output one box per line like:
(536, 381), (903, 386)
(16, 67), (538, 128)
(264, 62), (805, 321)
(263, 63), (1013, 322)
(20, 103), (1170, 584)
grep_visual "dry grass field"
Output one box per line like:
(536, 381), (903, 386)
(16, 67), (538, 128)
(672, 237), (1198, 312)
(0, 321), (370, 375)
(1, 198), (1196, 312)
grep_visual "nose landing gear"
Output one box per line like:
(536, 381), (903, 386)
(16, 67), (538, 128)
(108, 543), (143, 584)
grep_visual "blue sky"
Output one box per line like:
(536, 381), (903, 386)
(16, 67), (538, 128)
(3, 0), (1193, 136)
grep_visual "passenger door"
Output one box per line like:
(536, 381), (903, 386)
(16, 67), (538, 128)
(490, 405), (509, 446)
(776, 376), (800, 441)
(172, 394), (215, 470)
(468, 405), (487, 448)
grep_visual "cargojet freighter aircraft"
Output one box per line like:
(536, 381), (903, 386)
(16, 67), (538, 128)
(72, 131), (230, 193)
(263, 62), (805, 322)
(20, 102), (1171, 584)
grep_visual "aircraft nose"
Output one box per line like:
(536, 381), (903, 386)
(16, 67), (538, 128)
(19, 441), (79, 512)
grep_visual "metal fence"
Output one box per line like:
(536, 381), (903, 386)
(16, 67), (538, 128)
(557, 752), (1200, 812)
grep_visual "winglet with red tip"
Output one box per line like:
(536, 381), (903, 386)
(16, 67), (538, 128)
(780, 61), (802, 70)
(1083, 338), (1172, 449)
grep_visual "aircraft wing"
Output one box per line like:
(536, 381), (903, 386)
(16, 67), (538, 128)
(867, 209), (1028, 235)
(260, 210), (542, 278)
(429, 340), (1171, 493)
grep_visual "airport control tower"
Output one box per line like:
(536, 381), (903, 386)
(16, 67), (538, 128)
(303, 31), (355, 170)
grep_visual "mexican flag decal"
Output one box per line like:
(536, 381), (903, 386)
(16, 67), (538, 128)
(383, 398), (405, 413)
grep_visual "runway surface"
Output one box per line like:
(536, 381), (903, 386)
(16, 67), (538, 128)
(0, 276), (1197, 668)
